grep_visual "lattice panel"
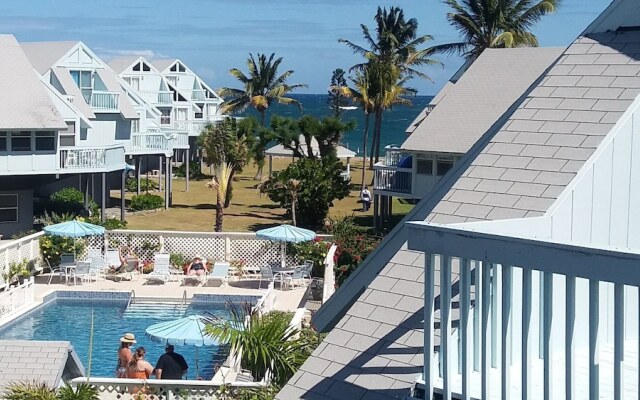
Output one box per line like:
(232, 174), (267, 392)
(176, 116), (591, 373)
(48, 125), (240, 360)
(163, 235), (225, 263)
(106, 232), (162, 262)
(229, 239), (298, 268)
(92, 384), (218, 400)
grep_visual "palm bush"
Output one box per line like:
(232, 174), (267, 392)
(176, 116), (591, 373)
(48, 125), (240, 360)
(205, 303), (311, 387)
(124, 177), (158, 192)
(56, 383), (99, 400)
(3, 381), (57, 400)
(129, 193), (163, 211)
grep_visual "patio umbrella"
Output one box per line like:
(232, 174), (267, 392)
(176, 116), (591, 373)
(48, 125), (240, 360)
(146, 315), (219, 377)
(256, 224), (316, 268)
(43, 220), (105, 258)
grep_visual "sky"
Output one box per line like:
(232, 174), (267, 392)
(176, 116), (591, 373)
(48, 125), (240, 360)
(5, 0), (612, 95)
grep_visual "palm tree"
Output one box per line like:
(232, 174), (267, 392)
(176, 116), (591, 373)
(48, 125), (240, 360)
(219, 53), (307, 126)
(443, 0), (559, 60)
(340, 7), (444, 166)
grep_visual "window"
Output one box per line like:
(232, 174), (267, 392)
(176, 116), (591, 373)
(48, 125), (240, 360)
(436, 157), (454, 177)
(142, 62), (151, 72)
(60, 123), (75, 147)
(417, 159), (433, 175)
(0, 194), (18, 223)
(70, 70), (93, 103)
(133, 63), (141, 71)
(0, 132), (6, 151)
(11, 132), (31, 151)
(35, 131), (55, 151)
(170, 64), (177, 72)
(160, 109), (171, 125)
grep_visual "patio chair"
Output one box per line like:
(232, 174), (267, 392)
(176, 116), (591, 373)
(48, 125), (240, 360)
(205, 262), (230, 287)
(145, 253), (171, 284)
(105, 249), (120, 269)
(87, 248), (102, 260)
(89, 257), (108, 280)
(71, 261), (92, 285)
(46, 258), (64, 285)
(60, 253), (75, 266)
(285, 265), (309, 290)
(258, 266), (275, 289)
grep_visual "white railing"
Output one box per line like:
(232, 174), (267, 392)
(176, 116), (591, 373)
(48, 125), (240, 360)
(59, 146), (126, 171)
(322, 244), (338, 304)
(0, 232), (44, 285)
(173, 120), (209, 136)
(70, 377), (263, 400)
(138, 90), (172, 105)
(407, 222), (640, 400)
(90, 91), (119, 110)
(373, 163), (413, 195)
(0, 277), (35, 323)
(130, 132), (172, 154)
(384, 146), (403, 166)
(190, 89), (207, 101)
(172, 130), (189, 148)
(253, 282), (276, 315)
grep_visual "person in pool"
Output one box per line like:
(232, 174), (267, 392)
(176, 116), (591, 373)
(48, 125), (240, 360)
(116, 333), (136, 378)
(126, 347), (153, 379)
(187, 255), (206, 276)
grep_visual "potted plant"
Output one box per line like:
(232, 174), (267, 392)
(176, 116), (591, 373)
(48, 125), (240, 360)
(310, 278), (324, 301)
(4, 260), (32, 285)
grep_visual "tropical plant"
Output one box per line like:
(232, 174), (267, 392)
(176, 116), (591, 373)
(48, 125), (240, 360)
(124, 177), (158, 193)
(289, 239), (331, 277)
(129, 193), (163, 211)
(56, 383), (99, 400)
(207, 163), (232, 232)
(169, 253), (187, 268)
(218, 53), (307, 179)
(260, 158), (350, 230)
(99, 218), (127, 230)
(47, 188), (99, 217)
(443, 0), (559, 60)
(267, 115), (355, 160)
(205, 303), (310, 387)
(40, 211), (76, 226)
(2, 260), (33, 284)
(340, 7), (441, 166)
(3, 381), (57, 400)
(39, 235), (85, 266)
(174, 161), (205, 179)
(327, 68), (349, 118)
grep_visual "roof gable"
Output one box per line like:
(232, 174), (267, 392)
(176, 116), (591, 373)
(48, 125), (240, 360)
(19, 41), (77, 75)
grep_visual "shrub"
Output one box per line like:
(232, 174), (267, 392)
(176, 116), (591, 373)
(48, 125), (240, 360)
(99, 218), (128, 230)
(329, 217), (381, 287)
(47, 188), (99, 217)
(4, 381), (57, 400)
(125, 177), (158, 192)
(170, 253), (187, 268)
(174, 161), (204, 179)
(289, 240), (331, 277)
(129, 193), (163, 211)
(39, 235), (85, 266)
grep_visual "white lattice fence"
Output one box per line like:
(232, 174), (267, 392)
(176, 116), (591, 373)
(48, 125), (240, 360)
(0, 232), (44, 285)
(162, 234), (226, 263)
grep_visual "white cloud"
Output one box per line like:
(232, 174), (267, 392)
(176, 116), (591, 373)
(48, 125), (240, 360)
(95, 48), (169, 60)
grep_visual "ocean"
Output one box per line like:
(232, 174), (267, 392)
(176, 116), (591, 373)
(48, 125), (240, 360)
(241, 94), (433, 156)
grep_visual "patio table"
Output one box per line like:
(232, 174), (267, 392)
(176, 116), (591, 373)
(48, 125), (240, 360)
(60, 262), (76, 285)
(272, 266), (300, 290)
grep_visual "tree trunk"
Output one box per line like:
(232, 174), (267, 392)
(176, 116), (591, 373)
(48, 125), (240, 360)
(215, 191), (224, 232)
(373, 108), (383, 165)
(254, 111), (267, 180)
(369, 130), (378, 170)
(291, 197), (297, 226)
(361, 113), (370, 190)
(223, 170), (235, 208)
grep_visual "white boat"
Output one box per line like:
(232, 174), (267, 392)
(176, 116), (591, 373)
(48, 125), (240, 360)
(339, 106), (358, 110)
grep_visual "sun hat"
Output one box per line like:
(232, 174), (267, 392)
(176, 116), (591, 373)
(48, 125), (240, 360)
(194, 254), (202, 260)
(120, 333), (137, 343)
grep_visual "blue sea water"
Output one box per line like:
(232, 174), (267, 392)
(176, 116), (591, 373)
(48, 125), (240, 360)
(0, 299), (231, 379)
(242, 94), (433, 156)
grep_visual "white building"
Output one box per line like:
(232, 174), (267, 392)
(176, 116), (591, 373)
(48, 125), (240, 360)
(278, 0), (640, 399)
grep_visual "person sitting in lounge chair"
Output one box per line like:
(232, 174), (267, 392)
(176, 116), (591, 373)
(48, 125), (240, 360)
(187, 255), (206, 276)
(109, 246), (138, 274)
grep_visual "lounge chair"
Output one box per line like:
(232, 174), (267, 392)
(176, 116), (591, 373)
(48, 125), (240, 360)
(205, 262), (230, 287)
(88, 257), (108, 280)
(182, 257), (208, 286)
(71, 261), (91, 285)
(106, 259), (138, 282)
(87, 248), (102, 260)
(145, 253), (171, 284)
(105, 249), (120, 269)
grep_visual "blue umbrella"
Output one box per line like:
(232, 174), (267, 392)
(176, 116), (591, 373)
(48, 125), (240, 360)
(44, 220), (105, 258)
(146, 315), (220, 378)
(44, 220), (105, 238)
(256, 224), (316, 267)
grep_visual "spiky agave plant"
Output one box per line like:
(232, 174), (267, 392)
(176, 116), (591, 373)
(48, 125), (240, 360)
(204, 302), (309, 387)
(207, 162), (233, 232)
(3, 381), (56, 400)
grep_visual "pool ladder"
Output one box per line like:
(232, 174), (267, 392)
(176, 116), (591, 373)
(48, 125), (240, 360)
(128, 290), (136, 308)
(182, 290), (187, 305)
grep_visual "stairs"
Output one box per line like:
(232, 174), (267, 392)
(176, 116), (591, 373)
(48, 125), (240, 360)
(123, 298), (188, 319)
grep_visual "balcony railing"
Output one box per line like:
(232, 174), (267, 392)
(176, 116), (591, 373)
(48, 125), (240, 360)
(174, 120), (209, 136)
(373, 163), (412, 194)
(90, 91), (119, 111)
(130, 132), (172, 154)
(406, 222), (640, 400)
(59, 145), (125, 171)
(172, 129), (189, 148)
(189, 89), (207, 101)
(138, 90), (173, 105)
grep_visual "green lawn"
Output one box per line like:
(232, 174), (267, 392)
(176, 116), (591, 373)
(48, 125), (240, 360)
(115, 158), (414, 232)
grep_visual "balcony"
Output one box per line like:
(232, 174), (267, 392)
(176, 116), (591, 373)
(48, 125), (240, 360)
(171, 129), (189, 149)
(137, 90), (172, 105)
(58, 145), (126, 171)
(90, 91), (119, 112)
(373, 163), (413, 196)
(129, 131), (173, 155)
(174, 120), (209, 137)
(406, 221), (640, 400)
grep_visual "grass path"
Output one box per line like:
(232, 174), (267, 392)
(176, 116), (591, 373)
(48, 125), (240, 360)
(115, 158), (414, 232)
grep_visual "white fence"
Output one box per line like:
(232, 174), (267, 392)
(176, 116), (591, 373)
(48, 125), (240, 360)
(0, 277), (35, 323)
(0, 232), (44, 285)
(253, 282), (276, 315)
(407, 222), (640, 400)
(323, 244), (338, 304)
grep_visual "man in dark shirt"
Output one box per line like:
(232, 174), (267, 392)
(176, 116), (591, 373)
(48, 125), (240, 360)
(155, 344), (188, 379)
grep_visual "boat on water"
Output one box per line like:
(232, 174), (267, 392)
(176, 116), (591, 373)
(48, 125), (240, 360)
(339, 106), (358, 110)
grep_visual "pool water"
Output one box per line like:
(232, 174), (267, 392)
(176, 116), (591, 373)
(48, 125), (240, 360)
(0, 299), (233, 379)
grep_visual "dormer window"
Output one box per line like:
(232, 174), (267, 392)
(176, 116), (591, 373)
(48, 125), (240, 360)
(133, 61), (151, 72)
(170, 62), (186, 72)
(70, 70), (93, 103)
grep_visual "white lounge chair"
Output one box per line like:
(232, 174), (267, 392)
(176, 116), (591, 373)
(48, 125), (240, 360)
(182, 257), (208, 286)
(205, 262), (230, 287)
(145, 253), (171, 284)
(105, 249), (120, 269)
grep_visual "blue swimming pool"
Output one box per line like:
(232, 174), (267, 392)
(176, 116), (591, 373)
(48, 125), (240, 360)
(0, 296), (238, 379)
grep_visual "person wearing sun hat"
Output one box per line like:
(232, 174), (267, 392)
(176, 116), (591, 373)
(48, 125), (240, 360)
(116, 333), (137, 378)
(187, 255), (206, 276)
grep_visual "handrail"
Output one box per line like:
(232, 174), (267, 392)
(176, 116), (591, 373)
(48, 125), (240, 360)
(128, 290), (135, 308)
(182, 290), (187, 305)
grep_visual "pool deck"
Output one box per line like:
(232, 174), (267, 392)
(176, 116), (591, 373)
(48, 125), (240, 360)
(30, 274), (307, 312)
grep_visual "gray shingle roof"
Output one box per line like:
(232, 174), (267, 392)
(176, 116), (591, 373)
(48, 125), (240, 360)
(402, 47), (564, 154)
(108, 56), (140, 74)
(277, 30), (640, 400)
(152, 59), (178, 72)
(0, 340), (84, 390)
(19, 41), (77, 75)
(0, 35), (66, 130)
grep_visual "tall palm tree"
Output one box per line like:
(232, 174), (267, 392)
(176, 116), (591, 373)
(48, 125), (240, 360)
(340, 7), (444, 166)
(443, 0), (559, 60)
(219, 53), (307, 179)
(219, 53), (307, 126)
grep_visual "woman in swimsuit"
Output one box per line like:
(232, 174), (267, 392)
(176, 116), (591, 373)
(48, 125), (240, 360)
(116, 333), (136, 378)
(187, 255), (206, 276)
(127, 347), (153, 379)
